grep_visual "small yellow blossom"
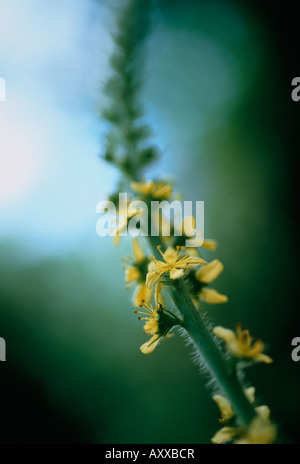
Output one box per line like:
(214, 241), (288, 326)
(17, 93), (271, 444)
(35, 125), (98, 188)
(234, 417), (277, 445)
(146, 246), (206, 288)
(124, 238), (152, 307)
(138, 304), (161, 354)
(135, 284), (180, 354)
(193, 259), (228, 304)
(213, 324), (273, 364)
(213, 395), (234, 423)
(212, 420), (276, 445)
(214, 387), (267, 417)
(131, 180), (172, 200)
(212, 388), (275, 444)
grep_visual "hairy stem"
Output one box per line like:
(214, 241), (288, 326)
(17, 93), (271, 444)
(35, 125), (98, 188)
(148, 235), (256, 427)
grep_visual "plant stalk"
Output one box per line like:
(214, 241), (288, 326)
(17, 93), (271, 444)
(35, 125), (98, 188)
(148, 233), (256, 427)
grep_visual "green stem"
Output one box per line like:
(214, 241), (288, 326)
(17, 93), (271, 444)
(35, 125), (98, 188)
(148, 235), (256, 427)
(172, 281), (255, 426)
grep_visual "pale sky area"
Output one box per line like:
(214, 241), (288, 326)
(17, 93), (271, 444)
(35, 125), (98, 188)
(0, 0), (118, 257)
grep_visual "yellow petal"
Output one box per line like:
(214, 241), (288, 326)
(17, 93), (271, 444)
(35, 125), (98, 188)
(148, 261), (158, 272)
(132, 238), (145, 263)
(169, 268), (185, 280)
(201, 288), (228, 304)
(255, 406), (271, 422)
(212, 395), (234, 422)
(155, 283), (165, 307)
(244, 387), (256, 404)
(144, 318), (159, 335)
(125, 267), (141, 283)
(211, 427), (236, 444)
(133, 283), (152, 307)
(202, 239), (217, 250)
(256, 353), (273, 364)
(184, 256), (207, 267)
(196, 260), (224, 284)
(213, 326), (236, 343)
(146, 270), (161, 288)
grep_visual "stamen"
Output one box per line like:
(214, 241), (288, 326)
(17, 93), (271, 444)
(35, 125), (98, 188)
(157, 245), (165, 259)
(174, 245), (185, 261)
(137, 310), (153, 316)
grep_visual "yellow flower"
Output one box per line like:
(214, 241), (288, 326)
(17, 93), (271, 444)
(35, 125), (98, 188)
(135, 284), (180, 354)
(138, 304), (161, 354)
(212, 420), (276, 445)
(212, 388), (275, 444)
(234, 417), (277, 445)
(213, 387), (256, 425)
(212, 395), (234, 423)
(191, 259), (228, 304)
(123, 238), (152, 307)
(213, 324), (273, 364)
(213, 387), (268, 422)
(131, 180), (172, 200)
(146, 246), (206, 288)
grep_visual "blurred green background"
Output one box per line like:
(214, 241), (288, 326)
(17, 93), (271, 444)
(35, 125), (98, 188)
(0, 0), (299, 443)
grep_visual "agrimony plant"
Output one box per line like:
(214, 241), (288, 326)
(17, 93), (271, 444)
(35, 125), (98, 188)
(99, 0), (277, 445)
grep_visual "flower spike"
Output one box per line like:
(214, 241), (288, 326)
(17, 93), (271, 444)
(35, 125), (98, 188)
(213, 324), (273, 364)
